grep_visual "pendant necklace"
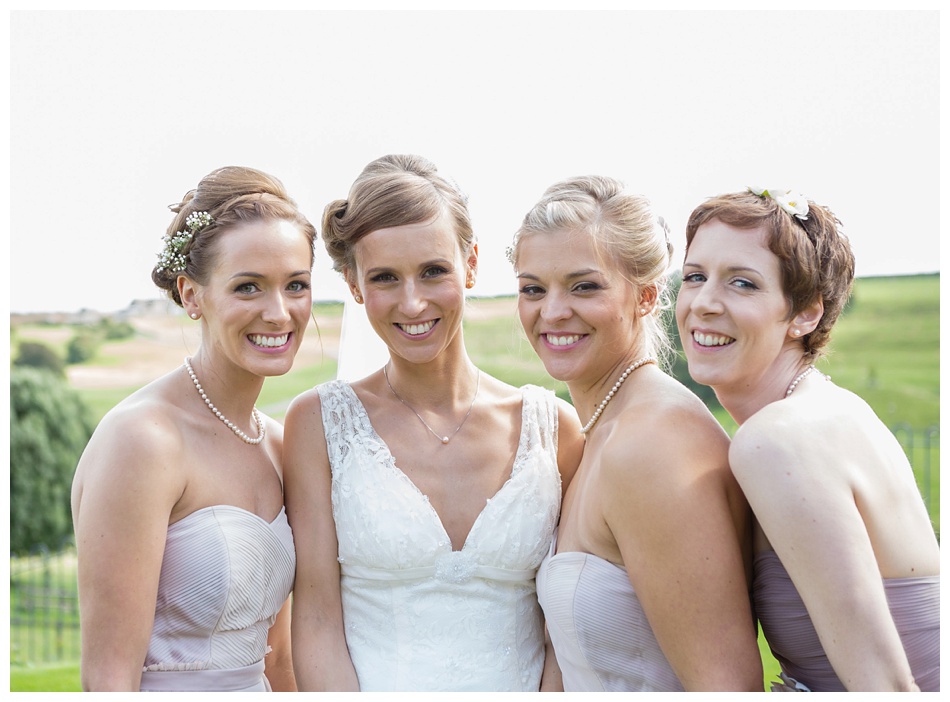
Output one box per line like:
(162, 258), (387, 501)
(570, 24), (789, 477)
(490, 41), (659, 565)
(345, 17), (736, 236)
(184, 357), (265, 445)
(580, 356), (656, 435)
(384, 363), (480, 444)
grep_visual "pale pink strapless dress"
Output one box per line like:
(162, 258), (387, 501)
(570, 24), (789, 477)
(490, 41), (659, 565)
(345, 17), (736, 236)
(139, 505), (295, 692)
(753, 549), (939, 691)
(536, 536), (684, 691)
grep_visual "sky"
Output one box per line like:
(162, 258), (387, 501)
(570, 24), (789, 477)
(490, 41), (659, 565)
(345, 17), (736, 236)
(7, 9), (943, 315)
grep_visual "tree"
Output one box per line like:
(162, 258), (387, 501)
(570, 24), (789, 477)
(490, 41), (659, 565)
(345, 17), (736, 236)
(13, 341), (65, 377)
(10, 368), (96, 555)
(66, 330), (99, 364)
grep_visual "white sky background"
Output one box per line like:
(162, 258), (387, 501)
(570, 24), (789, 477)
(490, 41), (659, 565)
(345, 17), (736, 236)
(8, 9), (942, 314)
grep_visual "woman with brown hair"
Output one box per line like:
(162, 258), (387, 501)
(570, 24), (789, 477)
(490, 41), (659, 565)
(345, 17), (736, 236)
(71, 166), (317, 691)
(284, 154), (583, 691)
(676, 187), (939, 691)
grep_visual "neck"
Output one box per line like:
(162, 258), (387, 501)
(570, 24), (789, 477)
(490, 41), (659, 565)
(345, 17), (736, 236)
(568, 352), (656, 431)
(715, 353), (812, 425)
(383, 351), (479, 409)
(187, 350), (265, 416)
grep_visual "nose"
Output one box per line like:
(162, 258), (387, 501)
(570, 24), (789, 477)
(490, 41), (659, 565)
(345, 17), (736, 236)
(398, 280), (427, 318)
(262, 290), (292, 325)
(539, 289), (571, 324)
(684, 280), (723, 316)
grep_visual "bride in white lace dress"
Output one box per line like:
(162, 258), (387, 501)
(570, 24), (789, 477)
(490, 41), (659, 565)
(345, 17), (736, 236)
(283, 154), (583, 691)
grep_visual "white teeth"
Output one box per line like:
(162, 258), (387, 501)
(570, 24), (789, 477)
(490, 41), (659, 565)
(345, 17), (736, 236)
(546, 334), (580, 347)
(251, 333), (289, 348)
(693, 332), (734, 347)
(399, 320), (435, 336)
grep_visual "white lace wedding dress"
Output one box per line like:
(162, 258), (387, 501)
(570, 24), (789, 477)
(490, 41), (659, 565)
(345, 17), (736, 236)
(317, 379), (561, 691)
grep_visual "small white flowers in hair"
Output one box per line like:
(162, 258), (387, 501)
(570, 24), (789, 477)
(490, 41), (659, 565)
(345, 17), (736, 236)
(748, 187), (809, 221)
(156, 211), (214, 273)
(185, 211), (213, 232)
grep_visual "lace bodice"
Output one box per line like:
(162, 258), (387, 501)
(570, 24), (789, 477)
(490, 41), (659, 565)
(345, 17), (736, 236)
(318, 380), (561, 691)
(143, 505), (295, 679)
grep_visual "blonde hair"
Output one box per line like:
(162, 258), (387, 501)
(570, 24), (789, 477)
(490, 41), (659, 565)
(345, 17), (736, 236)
(512, 175), (674, 366)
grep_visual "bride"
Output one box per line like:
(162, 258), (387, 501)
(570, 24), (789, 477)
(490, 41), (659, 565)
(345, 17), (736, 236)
(283, 154), (583, 691)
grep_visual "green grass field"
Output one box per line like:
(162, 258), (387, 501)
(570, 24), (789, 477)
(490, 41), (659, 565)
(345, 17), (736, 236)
(8, 274), (938, 692)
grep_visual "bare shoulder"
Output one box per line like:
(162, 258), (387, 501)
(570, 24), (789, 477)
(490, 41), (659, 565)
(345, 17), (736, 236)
(602, 372), (729, 485)
(72, 381), (190, 524)
(77, 383), (187, 484)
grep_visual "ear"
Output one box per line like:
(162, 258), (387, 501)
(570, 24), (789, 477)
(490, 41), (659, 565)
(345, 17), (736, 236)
(789, 298), (824, 338)
(465, 243), (479, 288)
(638, 283), (659, 316)
(343, 266), (363, 304)
(178, 275), (201, 319)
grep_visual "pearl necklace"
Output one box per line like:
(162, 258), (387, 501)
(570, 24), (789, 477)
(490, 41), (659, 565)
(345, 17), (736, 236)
(580, 356), (656, 435)
(785, 365), (829, 397)
(184, 357), (265, 445)
(384, 363), (480, 444)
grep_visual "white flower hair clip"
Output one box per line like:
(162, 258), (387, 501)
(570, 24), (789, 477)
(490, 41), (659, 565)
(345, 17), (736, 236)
(156, 211), (214, 273)
(748, 187), (809, 221)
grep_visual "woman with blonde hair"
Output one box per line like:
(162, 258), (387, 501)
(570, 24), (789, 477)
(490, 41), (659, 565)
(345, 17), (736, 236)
(511, 175), (762, 691)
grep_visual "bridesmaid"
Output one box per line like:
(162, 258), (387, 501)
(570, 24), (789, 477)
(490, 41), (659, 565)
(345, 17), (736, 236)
(511, 175), (763, 691)
(72, 166), (316, 691)
(676, 187), (939, 691)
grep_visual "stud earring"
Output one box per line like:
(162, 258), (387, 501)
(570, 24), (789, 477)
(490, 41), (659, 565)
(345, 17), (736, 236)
(793, 329), (801, 337)
(190, 312), (199, 320)
(354, 293), (363, 303)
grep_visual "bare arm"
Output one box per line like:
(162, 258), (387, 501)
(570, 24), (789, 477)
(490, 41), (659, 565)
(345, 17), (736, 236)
(264, 596), (296, 691)
(731, 418), (919, 691)
(283, 390), (360, 691)
(71, 411), (185, 691)
(603, 404), (762, 691)
(539, 624), (564, 692)
(554, 398), (584, 492)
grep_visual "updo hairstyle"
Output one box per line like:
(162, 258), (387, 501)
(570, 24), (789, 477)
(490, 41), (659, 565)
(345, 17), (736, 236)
(510, 175), (675, 366)
(684, 190), (854, 361)
(321, 154), (474, 275)
(152, 166), (317, 306)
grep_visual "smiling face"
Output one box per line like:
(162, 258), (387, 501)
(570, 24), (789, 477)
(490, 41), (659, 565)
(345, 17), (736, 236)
(183, 218), (313, 378)
(349, 211), (476, 365)
(516, 228), (642, 386)
(675, 220), (801, 394)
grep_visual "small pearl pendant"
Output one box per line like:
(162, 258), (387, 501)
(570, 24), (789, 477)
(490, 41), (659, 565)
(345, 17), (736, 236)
(441, 436), (450, 444)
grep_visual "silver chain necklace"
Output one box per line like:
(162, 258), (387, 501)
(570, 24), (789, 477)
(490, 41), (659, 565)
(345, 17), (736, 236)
(184, 357), (265, 445)
(580, 356), (656, 435)
(383, 363), (480, 444)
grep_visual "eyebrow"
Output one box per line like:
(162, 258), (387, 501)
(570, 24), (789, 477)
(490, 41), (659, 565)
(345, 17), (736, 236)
(518, 268), (600, 281)
(682, 262), (764, 277)
(229, 270), (311, 280)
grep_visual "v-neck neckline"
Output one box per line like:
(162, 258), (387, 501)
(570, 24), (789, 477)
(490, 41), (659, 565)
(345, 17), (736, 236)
(343, 382), (528, 552)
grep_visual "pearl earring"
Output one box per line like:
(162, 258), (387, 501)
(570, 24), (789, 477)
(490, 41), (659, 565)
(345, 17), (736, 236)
(354, 293), (363, 303)
(190, 312), (199, 320)
(793, 329), (801, 337)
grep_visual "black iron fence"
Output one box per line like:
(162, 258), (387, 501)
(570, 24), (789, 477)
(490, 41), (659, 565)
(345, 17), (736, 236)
(9, 537), (81, 666)
(7, 426), (939, 667)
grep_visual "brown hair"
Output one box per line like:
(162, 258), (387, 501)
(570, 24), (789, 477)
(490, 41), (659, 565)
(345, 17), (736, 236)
(151, 166), (317, 306)
(321, 154), (473, 275)
(684, 190), (855, 361)
(511, 175), (675, 366)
